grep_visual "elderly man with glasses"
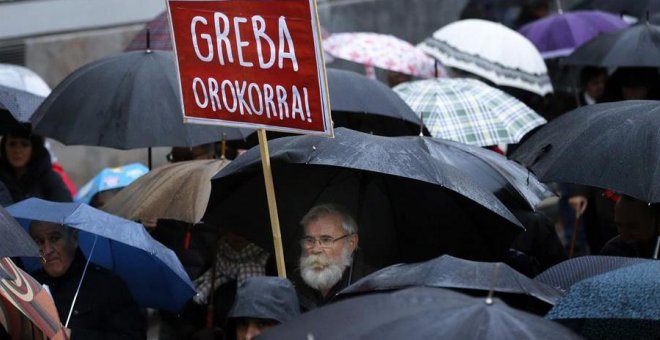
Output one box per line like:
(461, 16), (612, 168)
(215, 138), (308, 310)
(292, 204), (372, 311)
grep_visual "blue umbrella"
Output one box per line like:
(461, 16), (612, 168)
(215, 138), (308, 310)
(546, 261), (660, 339)
(0, 204), (39, 258)
(7, 198), (195, 312)
(74, 163), (149, 204)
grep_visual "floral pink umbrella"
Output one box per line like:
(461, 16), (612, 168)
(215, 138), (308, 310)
(323, 32), (438, 78)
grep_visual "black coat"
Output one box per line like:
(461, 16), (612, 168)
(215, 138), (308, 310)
(33, 249), (145, 339)
(0, 138), (71, 203)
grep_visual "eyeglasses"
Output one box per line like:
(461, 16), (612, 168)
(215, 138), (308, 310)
(299, 233), (353, 249)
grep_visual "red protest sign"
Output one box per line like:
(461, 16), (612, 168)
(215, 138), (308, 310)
(167, 0), (332, 136)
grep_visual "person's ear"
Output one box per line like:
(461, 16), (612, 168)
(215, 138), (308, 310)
(349, 233), (358, 252)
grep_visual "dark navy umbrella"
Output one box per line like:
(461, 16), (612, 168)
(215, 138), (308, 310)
(546, 261), (660, 339)
(564, 23), (660, 67)
(31, 50), (253, 150)
(205, 128), (523, 268)
(0, 204), (39, 258)
(260, 287), (581, 340)
(535, 255), (652, 292)
(511, 101), (660, 203)
(339, 255), (563, 313)
(7, 198), (195, 312)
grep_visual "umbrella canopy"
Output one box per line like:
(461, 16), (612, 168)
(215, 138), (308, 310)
(535, 255), (652, 292)
(564, 23), (660, 67)
(7, 198), (195, 312)
(409, 136), (553, 210)
(326, 69), (425, 136)
(0, 63), (51, 97)
(418, 19), (553, 96)
(339, 255), (563, 308)
(510, 100), (660, 202)
(204, 128), (522, 268)
(102, 159), (229, 224)
(30, 50), (253, 149)
(0, 258), (67, 340)
(260, 287), (581, 340)
(546, 261), (660, 339)
(589, 0), (660, 18)
(393, 78), (546, 147)
(0, 85), (44, 134)
(323, 32), (435, 78)
(74, 163), (149, 204)
(0, 204), (39, 258)
(518, 10), (628, 59)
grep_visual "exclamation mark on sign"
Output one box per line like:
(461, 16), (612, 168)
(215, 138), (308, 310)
(304, 87), (312, 123)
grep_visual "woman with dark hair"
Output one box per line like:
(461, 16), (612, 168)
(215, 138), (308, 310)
(0, 129), (72, 202)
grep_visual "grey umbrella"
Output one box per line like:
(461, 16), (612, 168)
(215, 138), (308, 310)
(0, 84), (43, 133)
(260, 287), (581, 340)
(338, 255), (563, 314)
(30, 50), (253, 150)
(0, 204), (39, 258)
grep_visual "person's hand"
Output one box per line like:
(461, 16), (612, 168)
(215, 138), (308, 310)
(568, 195), (588, 217)
(141, 218), (158, 230)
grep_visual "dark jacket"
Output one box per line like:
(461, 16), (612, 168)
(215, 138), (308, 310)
(509, 210), (568, 277)
(600, 235), (656, 259)
(33, 249), (145, 339)
(291, 250), (374, 312)
(0, 135), (72, 203)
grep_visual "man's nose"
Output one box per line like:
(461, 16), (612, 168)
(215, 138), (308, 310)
(41, 241), (54, 255)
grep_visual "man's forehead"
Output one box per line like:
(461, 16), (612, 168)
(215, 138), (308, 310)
(29, 221), (66, 234)
(304, 214), (343, 235)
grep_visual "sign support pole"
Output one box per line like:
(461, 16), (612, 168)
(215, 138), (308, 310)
(257, 129), (287, 278)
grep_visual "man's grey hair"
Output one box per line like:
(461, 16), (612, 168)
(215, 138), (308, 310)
(300, 204), (358, 235)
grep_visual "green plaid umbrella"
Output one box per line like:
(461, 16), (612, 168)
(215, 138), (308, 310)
(393, 78), (546, 146)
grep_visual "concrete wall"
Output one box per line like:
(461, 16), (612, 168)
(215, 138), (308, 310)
(12, 0), (467, 188)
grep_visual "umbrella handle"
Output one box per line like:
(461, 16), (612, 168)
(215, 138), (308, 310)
(65, 235), (98, 328)
(653, 235), (659, 259)
(567, 213), (581, 258)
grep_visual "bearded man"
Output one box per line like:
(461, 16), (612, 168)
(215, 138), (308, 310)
(292, 204), (372, 311)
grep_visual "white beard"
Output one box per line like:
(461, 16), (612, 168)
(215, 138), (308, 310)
(300, 248), (352, 293)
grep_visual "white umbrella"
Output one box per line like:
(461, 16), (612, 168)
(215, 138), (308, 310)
(0, 63), (51, 96)
(418, 19), (553, 96)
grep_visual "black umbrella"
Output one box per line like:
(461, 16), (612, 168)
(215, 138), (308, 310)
(326, 68), (426, 136)
(204, 128), (522, 269)
(30, 50), (253, 150)
(425, 138), (553, 211)
(564, 23), (660, 67)
(535, 255), (652, 292)
(0, 205), (39, 258)
(0, 84), (43, 134)
(338, 254), (563, 314)
(259, 287), (581, 340)
(510, 101), (660, 203)
(590, 0), (660, 18)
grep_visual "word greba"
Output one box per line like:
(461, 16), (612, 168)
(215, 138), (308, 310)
(188, 11), (311, 122)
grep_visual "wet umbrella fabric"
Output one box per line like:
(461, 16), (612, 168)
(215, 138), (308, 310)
(205, 128), (522, 268)
(260, 287), (581, 340)
(510, 101), (660, 203)
(326, 69), (425, 136)
(589, 0), (660, 18)
(7, 198), (195, 312)
(564, 23), (660, 67)
(393, 78), (546, 147)
(103, 159), (229, 224)
(0, 85), (44, 134)
(30, 50), (253, 149)
(546, 261), (660, 339)
(518, 10), (628, 59)
(339, 255), (563, 306)
(412, 137), (553, 210)
(0, 205), (39, 258)
(535, 255), (652, 292)
(418, 19), (553, 96)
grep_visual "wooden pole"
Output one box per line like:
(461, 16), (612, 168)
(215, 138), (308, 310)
(257, 129), (287, 277)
